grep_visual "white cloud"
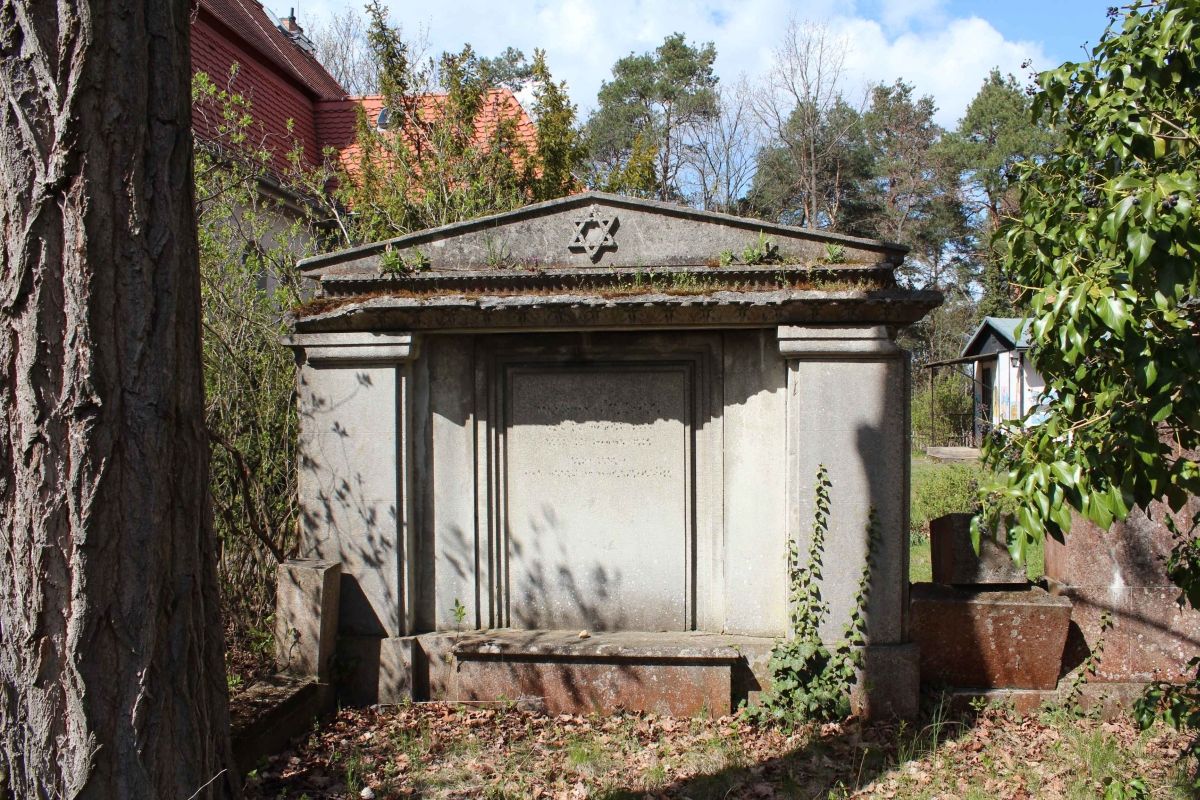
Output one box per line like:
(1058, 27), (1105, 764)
(834, 15), (1049, 126)
(878, 0), (947, 31)
(285, 0), (1053, 128)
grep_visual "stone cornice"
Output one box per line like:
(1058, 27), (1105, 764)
(282, 331), (418, 364)
(289, 289), (942, 335)
(313, 264), (898, 297)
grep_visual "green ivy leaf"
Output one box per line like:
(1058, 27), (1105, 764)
(1127, 230), (1154, 266)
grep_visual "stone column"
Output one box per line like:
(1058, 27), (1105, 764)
(777, 325), (918, 717)
(284, 331), (419, 639)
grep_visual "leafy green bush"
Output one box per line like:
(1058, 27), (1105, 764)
(910, 461), (983, 541)
(974, 3), (1199, 784)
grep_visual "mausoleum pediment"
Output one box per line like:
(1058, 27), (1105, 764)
(302, 191), (905, 277)
(294, 192), (939, 332)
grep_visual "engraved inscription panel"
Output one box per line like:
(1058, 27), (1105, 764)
(504, 366), (690, 631)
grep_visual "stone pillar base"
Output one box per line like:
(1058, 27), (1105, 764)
(274, 559), (341, 681)
(336, 635), (416, 705)
(851, 642), (920, 719)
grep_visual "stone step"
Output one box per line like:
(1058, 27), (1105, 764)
(230, 675), (334, 772)
(436, 630), (773, 716)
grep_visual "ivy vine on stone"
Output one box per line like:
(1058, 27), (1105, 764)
(745, 465), (878, 727)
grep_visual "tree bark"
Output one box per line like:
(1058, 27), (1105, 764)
(0, 1), (236, 798)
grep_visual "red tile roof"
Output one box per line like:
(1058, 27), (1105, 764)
(317, 90), (538, 174)
(191, 0), (346, 173)
(195, 0), (344, 100)
(190, 0), (537, 185)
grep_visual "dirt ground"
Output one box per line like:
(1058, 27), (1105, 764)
(242, 699), (1195, 799)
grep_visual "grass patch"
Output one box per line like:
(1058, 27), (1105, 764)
(910, 539), (933, 584)
(910, 456), (983, 540)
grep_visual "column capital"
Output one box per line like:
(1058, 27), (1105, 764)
(283, 331), (418, 365)
(776, 325), (900, 359)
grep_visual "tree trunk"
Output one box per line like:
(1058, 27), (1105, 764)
(0, 1), (236, 798)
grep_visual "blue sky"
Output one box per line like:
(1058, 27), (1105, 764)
(282, 0), (1116, 127)
(932, 0), (1111, 61)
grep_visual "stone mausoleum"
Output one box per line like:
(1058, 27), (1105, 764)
(282, 192), (940, 717)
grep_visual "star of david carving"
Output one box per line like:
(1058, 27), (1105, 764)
(567, 205), (619, 261)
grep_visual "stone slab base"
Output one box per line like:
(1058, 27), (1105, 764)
(939, 687), (1059, 716)
(910, 583), (1072, 690)
(230, 675), (334, 771)
(335, 630), (919, 719)
(454, 658), (733, 716)
(449, 630), (755, 716)
(925, 447), (980, 463)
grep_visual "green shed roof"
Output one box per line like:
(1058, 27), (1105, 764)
(961, 316), (1031, 358)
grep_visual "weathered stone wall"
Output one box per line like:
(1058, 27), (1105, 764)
(290, 325), (912, 653)
(411, 330), (787, 636)
(720, 331), (788, 636)
(1049, 501), (1200, 683)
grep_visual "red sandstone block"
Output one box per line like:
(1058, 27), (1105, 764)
(1044, 499), (1200, 683)
(1049, 581), (1200, 683)
(1046, 501), (1197, 588)
(910, 583), (1072, 690)
(452, 659), (733, 717)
